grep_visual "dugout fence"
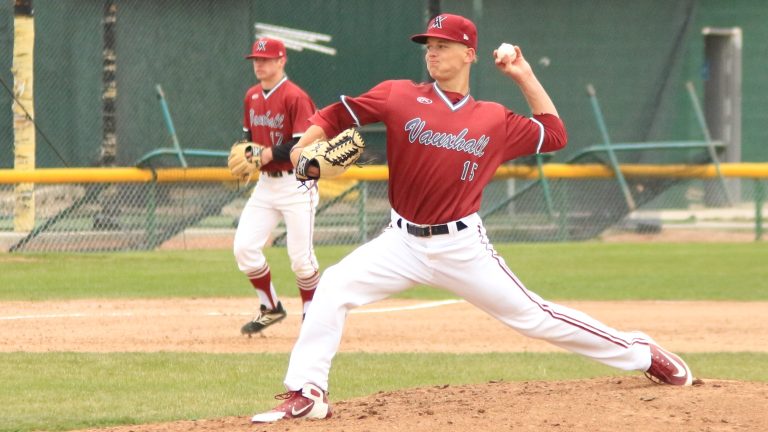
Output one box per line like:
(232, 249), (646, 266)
(0, 164), (765, 252)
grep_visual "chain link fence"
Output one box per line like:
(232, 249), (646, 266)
(1, 169), (765, 252)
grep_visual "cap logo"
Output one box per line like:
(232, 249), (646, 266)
(463, 34), (469, 40)
(431, 15), (445, 29)
(257, 40), (268, 51)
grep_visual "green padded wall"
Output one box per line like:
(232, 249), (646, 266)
(30, 0), (424, 167)
(23, 0), (768, 167)
(443, 0), (698, 163)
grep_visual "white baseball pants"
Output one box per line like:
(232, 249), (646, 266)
(233, 174), (319, 278)
(284, 210), (652, 391)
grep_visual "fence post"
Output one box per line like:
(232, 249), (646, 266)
(756, 179), (764, 241)
(555, 182), (569, 242)
(146, 181), (157, 249)
(535, 154), (555, 218)
(358, 181), (368, 243)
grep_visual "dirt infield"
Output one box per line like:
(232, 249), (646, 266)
(3, 298), (767, 431)
(2, 298), (767, 354)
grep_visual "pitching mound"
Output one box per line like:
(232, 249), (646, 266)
(75, 377), (767, 432)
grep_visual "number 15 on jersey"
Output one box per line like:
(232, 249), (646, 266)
(461, 160), (478, 181)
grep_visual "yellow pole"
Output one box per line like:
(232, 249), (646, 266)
(1, 163), (768, 185)
(13, 14), (35, 232)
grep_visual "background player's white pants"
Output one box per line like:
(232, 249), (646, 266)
(284, 211), (653, 391)
(233, 175), (319, 278)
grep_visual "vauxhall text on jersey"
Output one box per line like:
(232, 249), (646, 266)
(310, 80), (566, 224)
(403, 118), (490, 157)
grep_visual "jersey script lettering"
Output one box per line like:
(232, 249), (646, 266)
(250, 110), (285, 129)
(403, 118), (489, 157)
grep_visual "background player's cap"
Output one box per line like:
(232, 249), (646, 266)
(410, 14), (477, 51)
(246, 37), (286, 59)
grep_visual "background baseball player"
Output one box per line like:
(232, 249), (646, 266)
(251, 14), (693, 423)
(232, 37), (320, 336)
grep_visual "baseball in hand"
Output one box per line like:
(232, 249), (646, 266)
(496, 43), (517, 62)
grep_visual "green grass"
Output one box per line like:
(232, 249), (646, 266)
(0, 246), (353, 300)
(1, 242), (767, 301)
(1, 352), (766, 432)
(1, 242), (767, 431)
(510, 242), (768, 300)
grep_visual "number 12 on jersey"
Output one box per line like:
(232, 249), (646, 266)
(461, 160), (478, 181)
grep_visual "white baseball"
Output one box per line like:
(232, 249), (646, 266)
(496, 43), (517, 62)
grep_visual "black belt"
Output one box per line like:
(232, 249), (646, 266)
(396, 218), (468, 237)
(264, 170), (294, 178)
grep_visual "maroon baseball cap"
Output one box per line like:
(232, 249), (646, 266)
(410, 13), (477, 51)
(246, 37), (286, 59)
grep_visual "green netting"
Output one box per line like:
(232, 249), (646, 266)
(0, 0), (768, 167)
(1, 1), (767, 251)
(9, 0), (765, 168)
(24, 0), (425, 168)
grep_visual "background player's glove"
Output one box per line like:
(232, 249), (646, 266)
(228, 141), (264, 181)
(295, 128), (365, 181)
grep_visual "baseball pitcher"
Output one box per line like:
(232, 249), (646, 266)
(251, 14), (693, 423)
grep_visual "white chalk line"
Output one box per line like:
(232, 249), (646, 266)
(0, 299), (464, 321)
(349, 299), (463, 314)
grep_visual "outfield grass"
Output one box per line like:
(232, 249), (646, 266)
(1, 242), (767, 301)
(1, 242), (766, 431)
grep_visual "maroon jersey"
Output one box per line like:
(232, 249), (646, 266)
(243, 76), (316, 172)
(310, 80), (567, 224)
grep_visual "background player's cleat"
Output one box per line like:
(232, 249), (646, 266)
(644, 344), (693, 386)
(251, 383), (332, 423)
(241, 301), (287, 336)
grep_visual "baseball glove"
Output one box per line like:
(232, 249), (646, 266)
(228, 141), (264, 181)
(295, 128), (365, 181)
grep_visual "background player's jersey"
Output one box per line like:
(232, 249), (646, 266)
(243, 76), (316, 172)
(311, 80), (567, 224)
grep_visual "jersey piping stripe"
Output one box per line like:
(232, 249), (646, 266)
(529, 117), (545, 154)
(306, 183), (320, 274)
(262, 76), (288, 100)
(477, 227), (649, 349)
(432, 82), (471, 112)
(340, 95), (361, 127)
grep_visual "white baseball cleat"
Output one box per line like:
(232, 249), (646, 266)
(251, 383), (332, 423)
(645, 343), (693, 386)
